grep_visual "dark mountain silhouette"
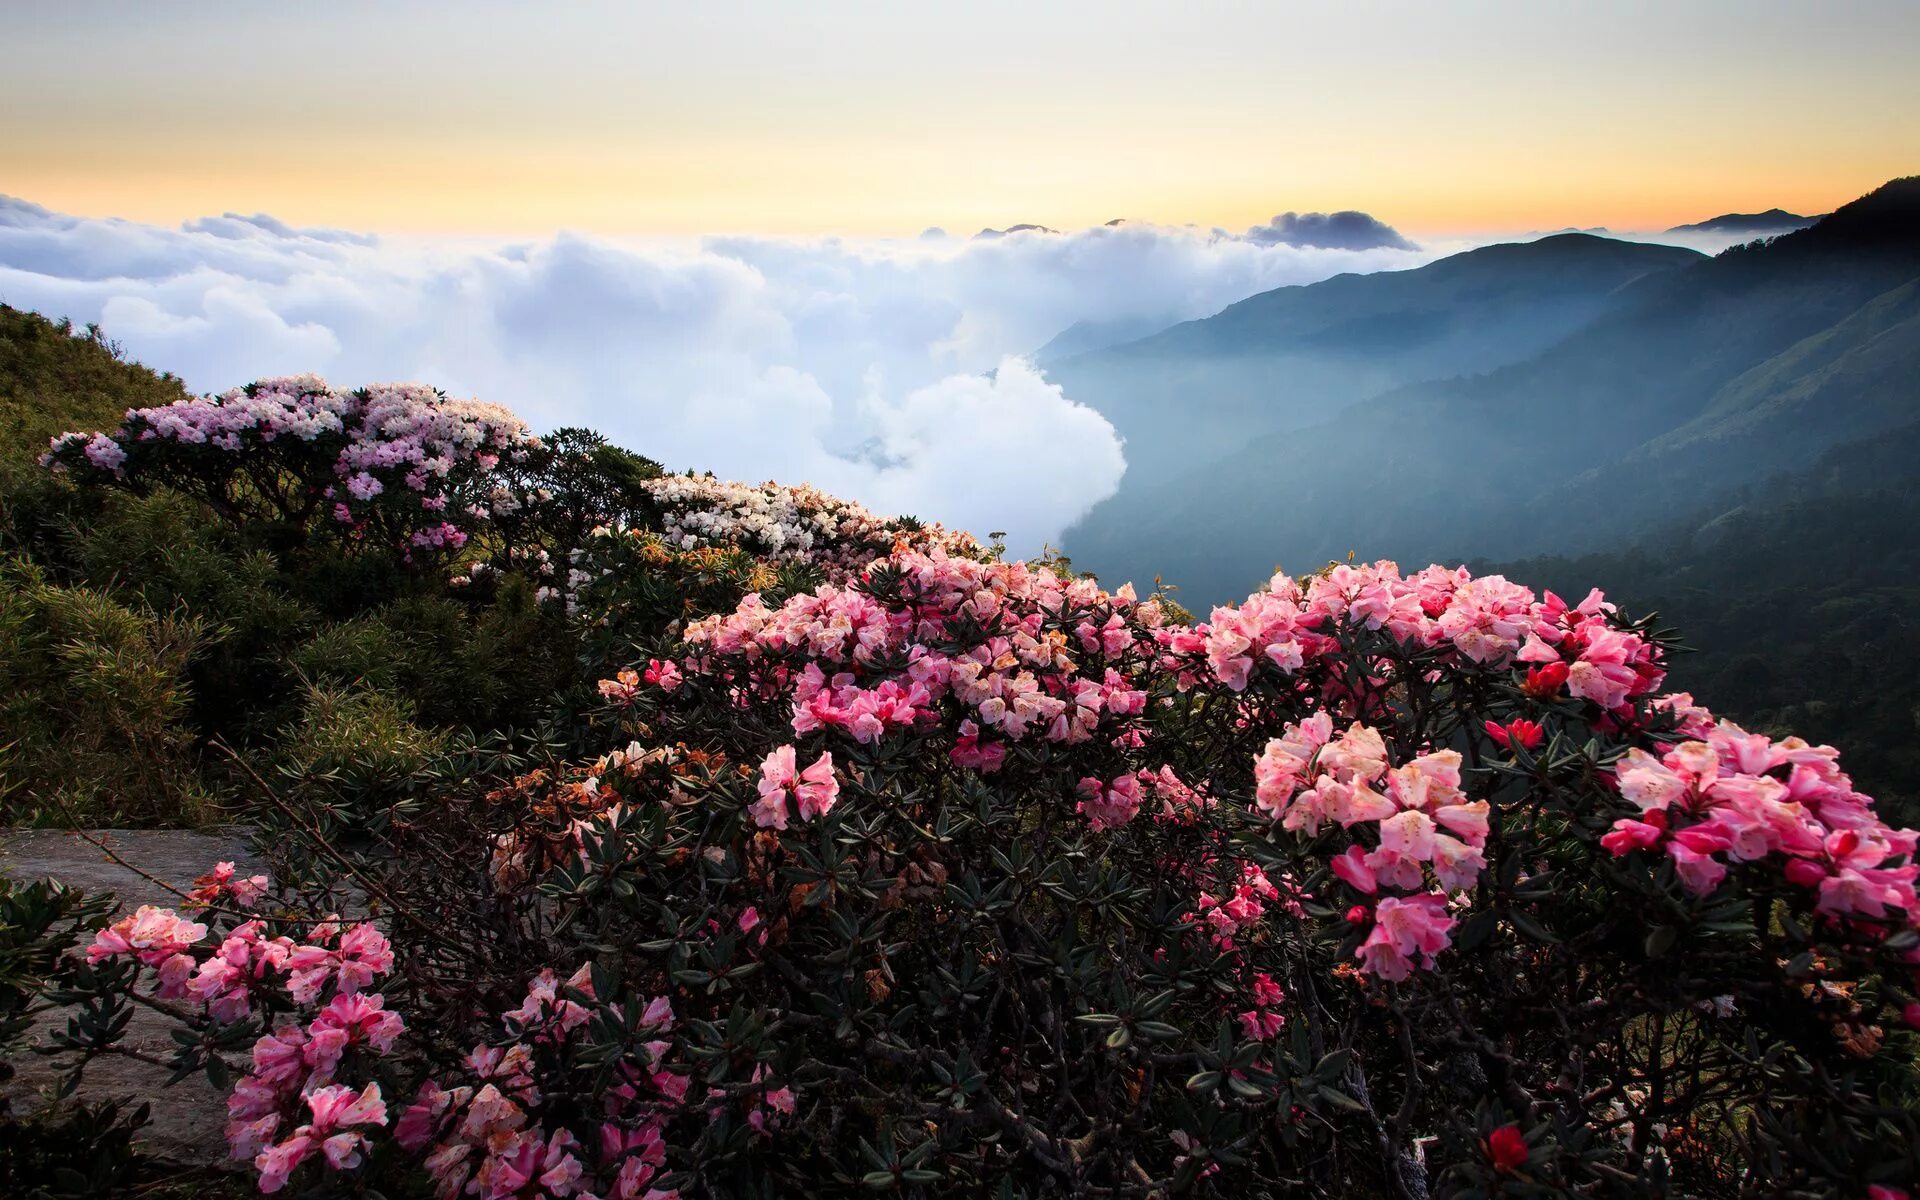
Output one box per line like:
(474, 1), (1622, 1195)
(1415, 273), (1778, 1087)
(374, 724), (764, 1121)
(1059, 177), (1920, 607)
(1667, 207), (1821, 235)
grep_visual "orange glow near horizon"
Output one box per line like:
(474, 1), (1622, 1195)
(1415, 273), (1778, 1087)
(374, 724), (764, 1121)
(7, 142), (1902, 241)
(3, 3), (1917, 239)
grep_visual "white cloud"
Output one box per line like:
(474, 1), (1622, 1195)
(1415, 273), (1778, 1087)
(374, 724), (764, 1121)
(0, 197), (1431, 553)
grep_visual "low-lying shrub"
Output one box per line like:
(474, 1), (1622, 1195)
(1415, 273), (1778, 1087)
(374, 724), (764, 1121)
(44, 552), (1920, 1197)
(0, 560), (218, 825)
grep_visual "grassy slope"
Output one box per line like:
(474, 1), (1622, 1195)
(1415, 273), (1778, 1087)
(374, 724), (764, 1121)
(0, 306), (188, 484)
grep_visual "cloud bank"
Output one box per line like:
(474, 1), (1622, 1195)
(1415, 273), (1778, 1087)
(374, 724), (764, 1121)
(0, 198), (1431, 552)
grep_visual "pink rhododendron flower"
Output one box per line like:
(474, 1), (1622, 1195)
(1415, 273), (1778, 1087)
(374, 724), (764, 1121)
(1075, 773), (1144, 831)
(507, 964), (597, 1039)
(87, 905), (208, 998)
(1521, 661), (1570, 698)
(1331, 845), (1379, 895)
(1483, 718), (1545, 751)
(303, 992), (405, 1079)
(642, 658), (683, 691)
(285, 921), (393, 1004)
(751, 745), (840, 828)
(951, 719), (1008, 773)
(255, 1082), (387, 1193)
(186, 860), (270, 909)
(190, 920), (297, 1021)
(1486, 1123), (1529, 1172)
(1355, 893), (1456, 981)
(1602, 720), (1918, 920)
(1238, 1008), (1286, 1039)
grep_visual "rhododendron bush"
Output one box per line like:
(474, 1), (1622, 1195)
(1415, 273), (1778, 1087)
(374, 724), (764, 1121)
(28, 382), (1920, 1196)
(35, 550), (1917, 1197)
(560, 489), (988, 674)
(42, 376), (535, 558)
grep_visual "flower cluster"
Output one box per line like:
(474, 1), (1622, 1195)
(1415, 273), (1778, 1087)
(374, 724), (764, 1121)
(664, 549), (1162, 781)
(83, 883), (699, 1199)
(1604, 720), (1920, 933)
(85, 905), (208, 997)
(231, 991), (407, 1189)
(185, 860), (272, 909)
(394, 965), (688, 1200)
(1183, 561), (1666, 714)
(1251, 715), (1487, 979)
(84, 903), (406, 1191)
(42, 375), (534, 557)
(640, 474), (982, 575)
(751, 744), (840, 829)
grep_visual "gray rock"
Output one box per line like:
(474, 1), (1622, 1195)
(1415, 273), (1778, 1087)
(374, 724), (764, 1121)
(1, 827), (261, 1168)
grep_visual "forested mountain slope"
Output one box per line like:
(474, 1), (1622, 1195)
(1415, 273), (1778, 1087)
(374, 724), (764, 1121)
(1064, 177), (1920, 606)
(1042, 234), (1701, 494)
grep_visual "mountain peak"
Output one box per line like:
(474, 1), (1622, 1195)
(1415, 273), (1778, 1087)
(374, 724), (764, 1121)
(973, 223), (1059, 240)
(1667, 208), (1820, 235)
(1431, 231), (1701, 273)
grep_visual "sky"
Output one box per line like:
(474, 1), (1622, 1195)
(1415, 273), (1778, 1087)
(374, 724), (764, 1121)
(5, 1), (1918, 237)
(3, 1), (1916, 560)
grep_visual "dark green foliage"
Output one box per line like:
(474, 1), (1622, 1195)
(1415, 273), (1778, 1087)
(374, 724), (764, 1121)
(0, 557), (218, 824)
(0, 1100), (150, 1200)
(1479, 437), (1920, 827)
(491, 424), (666, 560)
(0, 877), (115, 1054)
(0, 307), (188, 493)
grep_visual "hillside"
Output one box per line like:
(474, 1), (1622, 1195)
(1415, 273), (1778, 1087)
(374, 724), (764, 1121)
(0, 306), (587, 826)
(0, 307), (189, 483)
(1062, 176), (1920, 604)
(1041, 233), (1701, 493)
(1029, 314), (1178, 367)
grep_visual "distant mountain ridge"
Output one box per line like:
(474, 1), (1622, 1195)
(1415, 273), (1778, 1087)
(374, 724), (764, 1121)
(1666, 207), (1822, 235)
(1030, 315), (1180, 368)
(1042, 233), (1701, 496)
(1056, 176), (1920, 606)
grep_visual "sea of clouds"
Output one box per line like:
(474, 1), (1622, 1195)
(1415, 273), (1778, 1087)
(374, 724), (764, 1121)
(0, 195), (1450, 551)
